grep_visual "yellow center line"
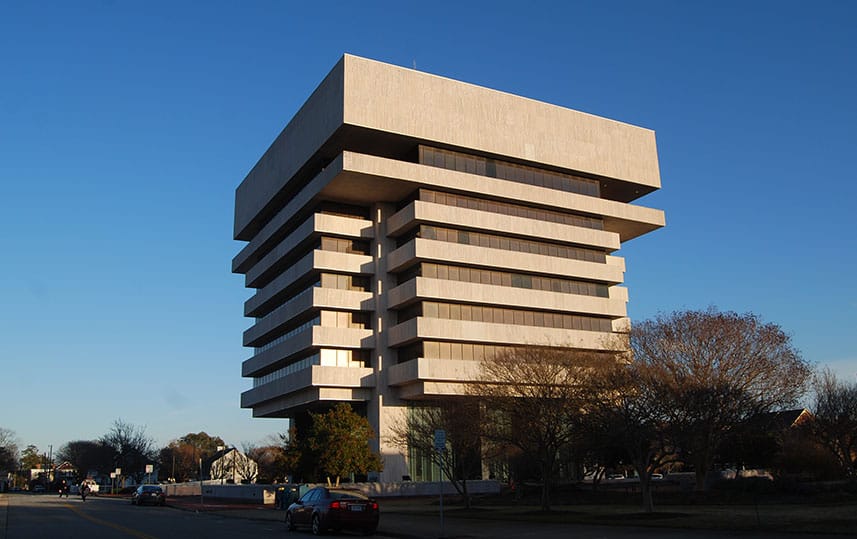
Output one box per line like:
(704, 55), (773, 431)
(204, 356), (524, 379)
(63, 503), (159, 539)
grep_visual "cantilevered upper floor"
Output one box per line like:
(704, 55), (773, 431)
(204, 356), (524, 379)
(234, 54), (662, 245)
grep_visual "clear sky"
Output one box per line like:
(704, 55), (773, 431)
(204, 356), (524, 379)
(1, 1), (855, 457)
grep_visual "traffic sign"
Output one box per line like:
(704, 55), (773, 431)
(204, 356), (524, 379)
(434, 429), (446, 452)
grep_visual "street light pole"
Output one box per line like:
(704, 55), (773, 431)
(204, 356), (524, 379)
(199, 458), (204, 507)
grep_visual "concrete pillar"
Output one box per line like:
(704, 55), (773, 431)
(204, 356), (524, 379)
(367, 202), (409, 482)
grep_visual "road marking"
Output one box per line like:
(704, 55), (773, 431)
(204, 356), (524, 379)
(63, 504), (159, 539)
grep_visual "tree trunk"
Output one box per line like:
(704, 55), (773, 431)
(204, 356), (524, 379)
(694, 468), (706, 491)
(462, 479), (471, 509)
(633, 461), (655, 513)
(639, 475), (654, 513)
(693, 445), (711, 491)
(540, 461), (552, 511)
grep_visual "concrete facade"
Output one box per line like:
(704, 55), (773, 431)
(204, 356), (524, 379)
(233, 55), (665, 482)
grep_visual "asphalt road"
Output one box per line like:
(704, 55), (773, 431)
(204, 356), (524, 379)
(0, 493), (845, 539)
(1, 493), (285, 539)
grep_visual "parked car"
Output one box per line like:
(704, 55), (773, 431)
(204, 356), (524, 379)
(285, 487), (379, 535)
(130, 485), (166, 506)
(31, 484), (46, 493)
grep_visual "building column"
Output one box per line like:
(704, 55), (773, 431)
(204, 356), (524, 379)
(367, 202), (408, 482)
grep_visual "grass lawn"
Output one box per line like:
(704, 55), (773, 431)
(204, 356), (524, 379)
(382, 489), (857, 535)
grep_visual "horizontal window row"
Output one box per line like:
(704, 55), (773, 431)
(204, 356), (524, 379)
(250, 159), (335, 243)
(318, 202), (370, 220)
(401, 225), (606, 264)
(320, 236), (370, 255)
(397, 263), (609, 298)
(254, 309), (371, 353)
(419, 145), (600, 197)
(319, 272), (370, 292)
(417, 189), (603, 231)
(255, 282), (318, 324)
(251, 349), (370, 388)
(319, 348), (370, 368)
(253, 272), (369, 327)
(253, 352), (321, 387)
(398, 301), (613, 332)
(254, 316), (320, 354)
(397, 341), (521, 364)
(252, 232), (368, 290)
(250, 192), (344, 265)
(319, 310), (371, 330)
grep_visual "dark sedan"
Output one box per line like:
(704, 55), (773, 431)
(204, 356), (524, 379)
(286, 487), (379, 535)
(130, 485), (166, 506)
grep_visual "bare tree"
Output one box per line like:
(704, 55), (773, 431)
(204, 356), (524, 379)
(470, 346), (613, 511)
(0, 427), (19, 473)
(588, 361), (680, 512)
(233, 445), (259, 483)
(630, 308), (812, 490)
(808, 369), (857, 477)
(101, 419), (156, 483)
(389, 399), (484, 508)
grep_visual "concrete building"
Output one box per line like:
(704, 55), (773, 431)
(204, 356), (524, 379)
(233, 54), (665, 482)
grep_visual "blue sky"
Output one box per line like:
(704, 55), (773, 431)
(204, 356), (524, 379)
(1, 1), (855, 456)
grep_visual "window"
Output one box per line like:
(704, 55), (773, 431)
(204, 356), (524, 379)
(419, 146), (601, 199)
(410, 262), (609, 298)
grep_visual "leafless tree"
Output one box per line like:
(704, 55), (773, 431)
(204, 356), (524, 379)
(470, 346), (615, 510)
(808, 369), (857, 477)
(101, 419), (156, 483)
(226, 446), (258, 483)
(630, 308), (813, 490)
(0, 427), (19, 473)
(587, 361), (681, 512)
(389, 399), (484, 508)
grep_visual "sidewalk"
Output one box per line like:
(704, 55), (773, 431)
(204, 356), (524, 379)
(166, 496), (281, 521)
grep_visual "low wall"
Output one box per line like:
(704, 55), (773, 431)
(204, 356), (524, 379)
(358, 480), (501, 498)
(163, 480), (501, 505)
(162, 482), (276, 504)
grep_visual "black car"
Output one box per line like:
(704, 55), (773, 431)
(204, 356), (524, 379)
(286, 487), (379, 535)
(130, 485), (166, 506)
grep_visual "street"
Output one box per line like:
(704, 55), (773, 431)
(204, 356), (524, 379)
(0, 493), (846, 539)
(1, 493), (284, 539)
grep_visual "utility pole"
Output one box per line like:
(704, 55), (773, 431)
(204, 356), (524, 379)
(199, 458), (204, 507)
